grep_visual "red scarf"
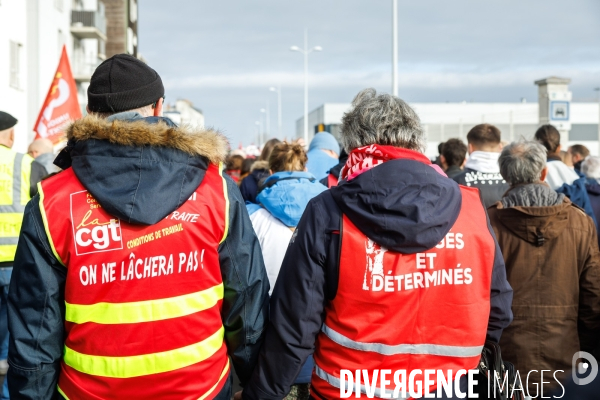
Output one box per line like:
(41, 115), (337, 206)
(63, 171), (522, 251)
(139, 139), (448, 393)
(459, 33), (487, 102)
(341, 144), (445, 181)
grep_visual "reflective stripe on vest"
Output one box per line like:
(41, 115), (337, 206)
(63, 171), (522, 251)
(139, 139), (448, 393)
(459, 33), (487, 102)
(40, 164), (230, 399)
(321, 324), (483, 358)
(312, 186), (494, 399)
(0, 149), (33, 262)
(220, 162), (230, 244)
(314, 364), (409, 400)
(57, 359), (231, 400)
(64, 325), (224, 378)
(65, 282), (224, 325)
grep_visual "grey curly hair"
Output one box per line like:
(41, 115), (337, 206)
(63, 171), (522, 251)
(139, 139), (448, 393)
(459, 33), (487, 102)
(581, 155), (600, 181)
(341, 88), (426, 153)
(498, 140), (547, 186)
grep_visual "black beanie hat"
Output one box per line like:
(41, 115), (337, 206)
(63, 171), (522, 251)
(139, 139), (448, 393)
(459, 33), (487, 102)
(0, 111), (18, 131)
(87, 54), (164, 113)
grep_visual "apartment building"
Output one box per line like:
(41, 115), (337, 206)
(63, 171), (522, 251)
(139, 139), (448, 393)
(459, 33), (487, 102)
(0, 0), (137, 153)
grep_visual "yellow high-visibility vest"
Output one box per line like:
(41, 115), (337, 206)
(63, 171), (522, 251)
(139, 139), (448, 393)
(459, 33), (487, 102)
(0, 146), (33, 263)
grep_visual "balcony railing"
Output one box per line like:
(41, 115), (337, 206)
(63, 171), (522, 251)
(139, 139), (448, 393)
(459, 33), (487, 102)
(72, 51), (102, 82)
(71, 10), (107, 41)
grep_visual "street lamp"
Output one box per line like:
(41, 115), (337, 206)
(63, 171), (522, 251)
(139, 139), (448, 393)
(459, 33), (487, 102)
(392, 0), (398, 96)
(265, 101), (270, 140)
(260, 108), (266, 146)
(255, 121), (261, 146)
(595, 87), (600, 155)
(270, 85), (282, 137)
(291, 28), (322, 145)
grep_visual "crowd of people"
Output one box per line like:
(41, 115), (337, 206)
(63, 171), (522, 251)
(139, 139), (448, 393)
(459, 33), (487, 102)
(435, 128), (600, 396)
(0, 53), (599, 400)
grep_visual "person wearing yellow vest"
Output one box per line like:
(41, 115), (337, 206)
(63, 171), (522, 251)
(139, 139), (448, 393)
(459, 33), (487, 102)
(7, 55), (269, 399)
(240, 89), (514, 399)
(0, 111), (49, 398)
(0, 112), (33, 266)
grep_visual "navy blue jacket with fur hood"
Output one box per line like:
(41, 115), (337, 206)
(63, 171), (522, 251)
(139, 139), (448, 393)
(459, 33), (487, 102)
(7, 113), (269, 399)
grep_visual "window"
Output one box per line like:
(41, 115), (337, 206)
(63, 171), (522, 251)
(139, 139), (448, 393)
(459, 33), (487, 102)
(58, 29), (65, 56)
(98, 39), (106, 59)
(71, 0), (83, 11)
(9, 41), (22, 90)
(127, 27), (135, 55)
(130, 0), (138, 23)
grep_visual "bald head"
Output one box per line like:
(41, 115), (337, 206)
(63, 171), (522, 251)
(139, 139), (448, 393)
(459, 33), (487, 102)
(28, 138), (54, 158)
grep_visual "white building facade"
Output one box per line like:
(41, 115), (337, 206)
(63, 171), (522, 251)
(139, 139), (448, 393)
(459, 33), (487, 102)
(0, 0), (76, 153)
(1, 0), (112, 154)
(163, 100), (205, 129)
(71, 0), (107, 113)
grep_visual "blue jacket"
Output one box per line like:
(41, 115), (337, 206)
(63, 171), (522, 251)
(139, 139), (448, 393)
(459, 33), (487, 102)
(306, 149), (338, 181)
(306, 132), (340, 181)
(251, 171), (325, 384)
(243, 159), (514, 399)
(586, 179), (600, 218)
(557, 177), (598, 228)
(585, 179), (600, 248)
(256, 171), (326, 227)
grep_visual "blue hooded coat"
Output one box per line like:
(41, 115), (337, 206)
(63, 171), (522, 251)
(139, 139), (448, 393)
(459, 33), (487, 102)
(306, 132), (340, 181)
(248, 171), (326, 384)
(255, 171), (327, 227)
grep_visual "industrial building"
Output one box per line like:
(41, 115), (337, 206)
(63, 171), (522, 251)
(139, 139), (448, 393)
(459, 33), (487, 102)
(297, 78), (600, 158)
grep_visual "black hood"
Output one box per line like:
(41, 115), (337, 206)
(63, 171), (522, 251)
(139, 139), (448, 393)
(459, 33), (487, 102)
(586, 179), (600, 196)
(327, 150), (349, 178)
(330, 159), (462, 253)
(55, 113), (229, 225)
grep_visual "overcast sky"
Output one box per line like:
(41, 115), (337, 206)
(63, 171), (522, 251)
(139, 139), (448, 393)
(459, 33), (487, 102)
(139, 0), (600, 146)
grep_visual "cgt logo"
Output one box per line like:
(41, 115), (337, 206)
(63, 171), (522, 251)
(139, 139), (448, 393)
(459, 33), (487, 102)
(70, 191), (123, 255)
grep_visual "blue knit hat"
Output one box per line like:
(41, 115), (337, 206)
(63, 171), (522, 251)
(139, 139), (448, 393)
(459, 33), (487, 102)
(308, 132), (340, 155)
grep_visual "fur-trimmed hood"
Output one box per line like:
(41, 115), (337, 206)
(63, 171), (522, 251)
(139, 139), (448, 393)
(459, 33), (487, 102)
(250, 160), (269, 172)
(56, 112), (232, 225)
(66, 114), (228, 164)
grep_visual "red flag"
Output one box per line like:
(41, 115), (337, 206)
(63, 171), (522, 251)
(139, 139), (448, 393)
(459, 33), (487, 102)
(34, 45), (82, 144)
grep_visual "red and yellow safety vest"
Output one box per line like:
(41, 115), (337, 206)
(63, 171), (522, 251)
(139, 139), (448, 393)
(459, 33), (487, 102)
(38, 163), (230, 400)
(311, 186), (494, 399)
